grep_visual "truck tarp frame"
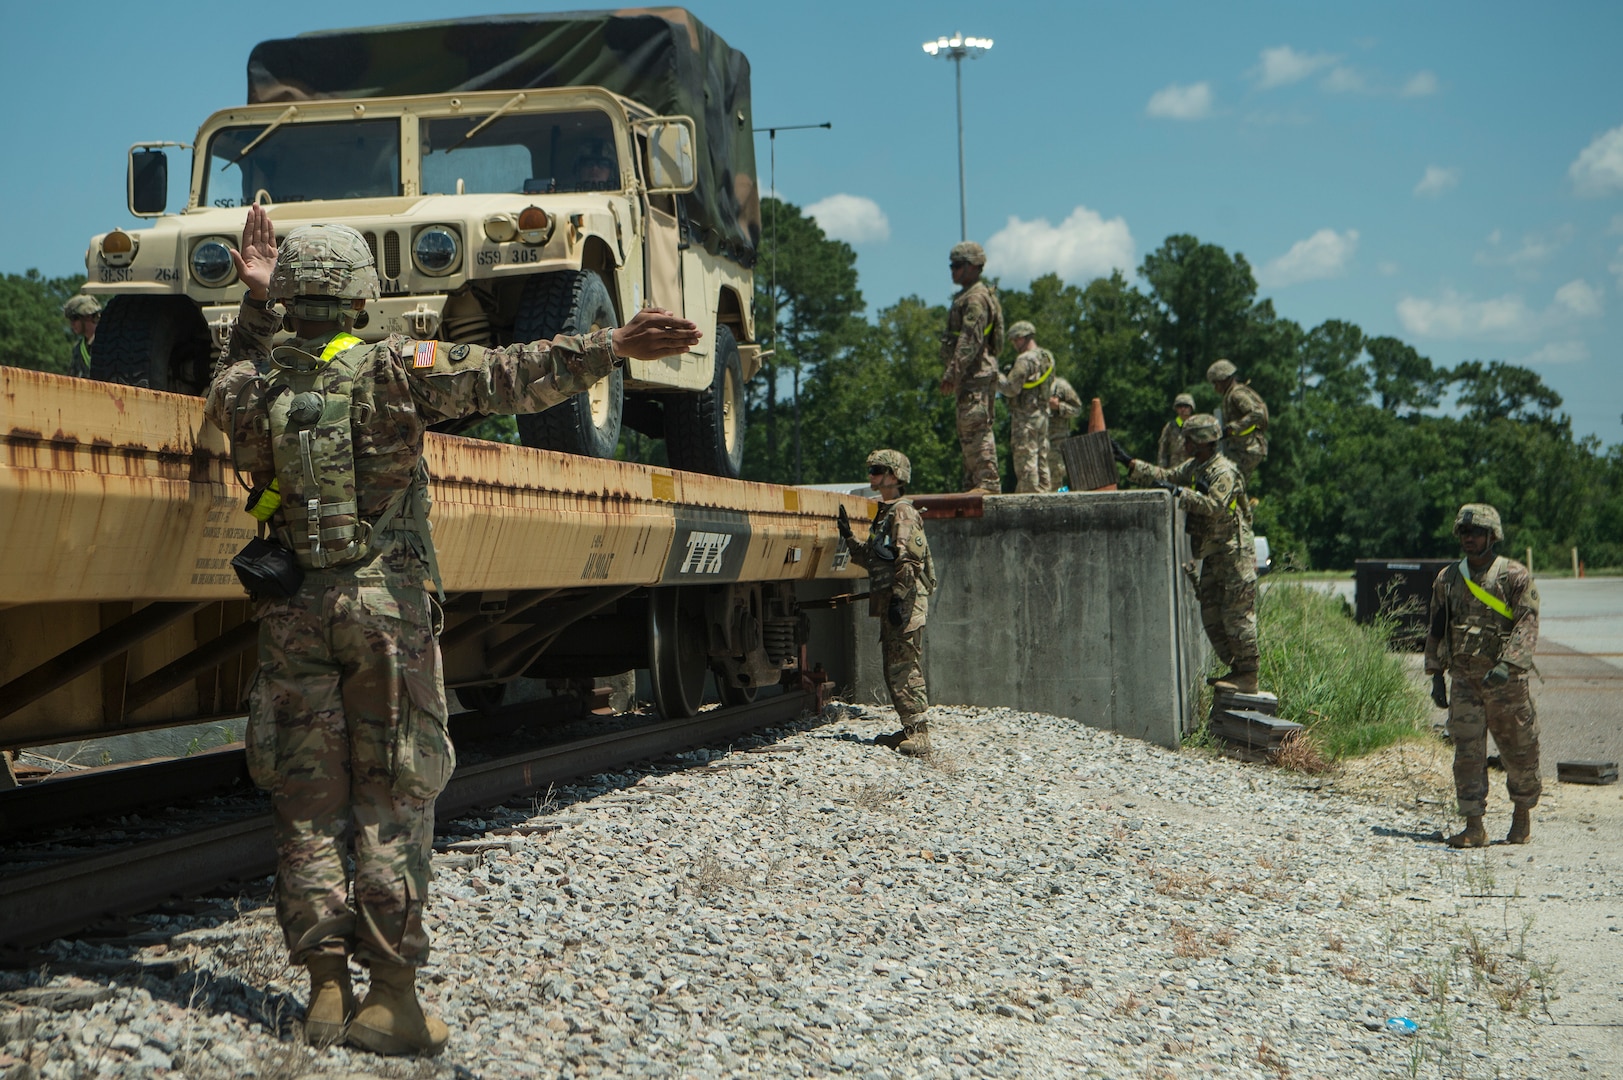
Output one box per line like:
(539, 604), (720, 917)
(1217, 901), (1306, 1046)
(247, 7), (759, 268)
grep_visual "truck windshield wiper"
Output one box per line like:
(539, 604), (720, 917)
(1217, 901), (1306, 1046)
(443, 92), (527, 154)
(224, 105), (299, 169)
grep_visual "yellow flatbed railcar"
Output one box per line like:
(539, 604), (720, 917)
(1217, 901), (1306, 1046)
(0, 368), (867, 750)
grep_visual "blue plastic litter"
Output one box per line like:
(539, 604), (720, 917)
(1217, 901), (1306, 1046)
(1385, 1017), (1418, 1036)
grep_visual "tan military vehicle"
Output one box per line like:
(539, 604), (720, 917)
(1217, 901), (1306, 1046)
(81, 11), (761, 477)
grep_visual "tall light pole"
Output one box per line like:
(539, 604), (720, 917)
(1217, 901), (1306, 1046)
(922, 33), (993, 241)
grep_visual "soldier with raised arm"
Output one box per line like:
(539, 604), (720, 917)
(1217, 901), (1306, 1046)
(998, 320), (1055, 493)
(938, 242), (1005, 493)
(1425, 504), (1542, 848)
(206, 205), (700, 1056)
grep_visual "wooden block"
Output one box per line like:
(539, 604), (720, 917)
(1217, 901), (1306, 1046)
(1210, 688), (1279, 719)
(1059, 431), (1119, 492)
(1212, 709), (1303, 750)
(1556, 760), (1618, 785)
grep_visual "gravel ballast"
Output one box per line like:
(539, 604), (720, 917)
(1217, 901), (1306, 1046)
(1, 702), (1614, 1079)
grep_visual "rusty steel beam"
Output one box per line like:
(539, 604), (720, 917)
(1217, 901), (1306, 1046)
(122, 620), (261, 716)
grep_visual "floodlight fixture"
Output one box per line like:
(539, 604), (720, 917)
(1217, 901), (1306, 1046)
(921, 32), (993, 240)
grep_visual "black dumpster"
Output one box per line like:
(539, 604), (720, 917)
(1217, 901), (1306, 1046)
(1354, 558), (1453, 646)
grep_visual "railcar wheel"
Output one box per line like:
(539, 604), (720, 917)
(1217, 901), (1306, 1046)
(648, 587), (709, 719)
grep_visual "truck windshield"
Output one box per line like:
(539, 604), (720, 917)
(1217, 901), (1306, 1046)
(421, 110), (620, 196)
(203, 119), (402, 207)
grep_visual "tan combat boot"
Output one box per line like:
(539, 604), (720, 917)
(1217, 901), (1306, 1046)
(1445, 815), (1487, 848)
(303, 954), (355, 1048)
(1506, 806), (1532, 845)
(347, 960), (449, 1057)
(897, 722), (931, 757)
(1213, 670), (1259, 694)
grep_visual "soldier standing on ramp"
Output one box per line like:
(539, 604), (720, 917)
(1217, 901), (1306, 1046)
(1207, 359), (1268, 483)
(205, 206), (700, 1055)
(1115, 415), (1261, 693)
(839, 450), (937, 756)
(938, 242), (1005, 493)
(1425, 504), (1542, 848)
(1156, 393), (1196, 469)
(1046, 374), (1082, 490)
(998, 320), (1055, 493)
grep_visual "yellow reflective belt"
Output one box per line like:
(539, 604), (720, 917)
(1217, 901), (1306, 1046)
(1238, 424), (1257, 436)
(1459, 559), (1513, 619)
(1022, 363), (1054, 390)
(319, 332), (366, 364)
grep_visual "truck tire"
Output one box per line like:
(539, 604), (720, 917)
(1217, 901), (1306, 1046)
(514, 271), (623, 460)
(89, 296), (211, 393)
(665, 324), (745, 478)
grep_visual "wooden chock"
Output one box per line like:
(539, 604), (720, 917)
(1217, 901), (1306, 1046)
(1087, 397), (1107, 434)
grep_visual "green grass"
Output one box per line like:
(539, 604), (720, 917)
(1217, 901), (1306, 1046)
(1256, 583), (1431, 758)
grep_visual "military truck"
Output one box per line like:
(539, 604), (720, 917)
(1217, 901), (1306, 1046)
(80, 10), (761, 477)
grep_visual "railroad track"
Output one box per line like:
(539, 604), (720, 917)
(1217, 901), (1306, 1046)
(0, 690), (817, 949)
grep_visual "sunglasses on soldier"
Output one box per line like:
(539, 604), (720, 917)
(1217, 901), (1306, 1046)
(868, 465), (890, 475)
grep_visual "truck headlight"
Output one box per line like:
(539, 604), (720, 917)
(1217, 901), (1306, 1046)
(100, 229), (137, 268)
(412, 226), (461, 276)
(190, 238), (236, 288)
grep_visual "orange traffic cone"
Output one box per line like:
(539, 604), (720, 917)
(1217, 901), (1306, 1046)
(1087, 398), (1117, 491)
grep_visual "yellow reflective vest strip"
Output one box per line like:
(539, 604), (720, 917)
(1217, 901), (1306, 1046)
(1237, 424), (1258, 436)
(1022, 362), (1054, 390)
(1459, 559), (1513, 619)
(319, 332), (366, 364)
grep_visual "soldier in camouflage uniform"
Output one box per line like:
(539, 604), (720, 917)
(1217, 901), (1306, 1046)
(938, 242), (1005, 493)
(206, 206), (700, 1054)
(1046, 375), (1082, 491)
(1115, 415), (1260, 693)
(1156, 393), (1196, 469)
(1425, 504), (1542, 848)
(62, 294), (100, 378)
(838, 450), (936, 756)
(998, 321), (1055, 493)
(1207, 359), (1268, 483)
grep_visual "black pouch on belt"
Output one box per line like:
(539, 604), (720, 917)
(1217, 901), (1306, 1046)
(231, 537), (304, 598)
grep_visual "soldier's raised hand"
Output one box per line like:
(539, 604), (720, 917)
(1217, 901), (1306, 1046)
(611, 308), (703, 361)
(230, 203), (278, 300)
(836, 504), (854, 543)
(1430, 672), (1449, 708)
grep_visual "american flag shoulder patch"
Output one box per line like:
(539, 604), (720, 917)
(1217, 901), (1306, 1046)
(412, 341), (438, 369)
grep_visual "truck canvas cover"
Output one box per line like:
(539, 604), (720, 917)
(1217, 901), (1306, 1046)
(247, 7), (759, 267)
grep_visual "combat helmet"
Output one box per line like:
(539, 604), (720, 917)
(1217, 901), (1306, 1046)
(62, 294), (101, 320)
(1453, 503), (1503, 544)
(269, 224), (380, 323)
(949, 241), (986, 267)
(1182, 413), (1222, 444)
(1173, 392), (1195, 409)
(866, 448), (912, 485)
(1206, 359), (1237, 384)
(1008, 320), (1036, 340)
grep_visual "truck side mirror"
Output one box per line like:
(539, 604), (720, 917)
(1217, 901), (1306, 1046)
(642, 119), (697, 194)
(129, 148), (168, 216)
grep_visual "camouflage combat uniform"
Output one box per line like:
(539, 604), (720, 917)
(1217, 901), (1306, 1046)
(205, 298), (617, 967)
(942, 281), (1005, 492)
(1219, 382), (1269, 482)
(1424, 558), (1542, 819)
(998, 343), (1054, 493)
(847, 498), (934, 726)
(1129, 453), (1257, 676)
(1046, 376), (1082, 490)
(1156, 415), (1192, 469)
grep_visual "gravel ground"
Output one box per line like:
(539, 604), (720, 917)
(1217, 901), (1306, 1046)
(1, 702), (1615, 1080)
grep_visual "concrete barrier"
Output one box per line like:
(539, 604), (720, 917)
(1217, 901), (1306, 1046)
(812, 490), (1208, 749)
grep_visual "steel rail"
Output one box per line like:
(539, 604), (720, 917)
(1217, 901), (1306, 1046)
(0, 690), (814, 949)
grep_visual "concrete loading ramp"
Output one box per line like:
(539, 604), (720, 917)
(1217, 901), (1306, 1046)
(831, 491), (1209, 749)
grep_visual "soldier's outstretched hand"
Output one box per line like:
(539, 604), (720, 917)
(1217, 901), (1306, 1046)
(230, 204), (277, 300)
(612, 308), (702, 361)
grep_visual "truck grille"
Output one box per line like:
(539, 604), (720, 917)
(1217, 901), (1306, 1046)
(361, 231), (403, 280)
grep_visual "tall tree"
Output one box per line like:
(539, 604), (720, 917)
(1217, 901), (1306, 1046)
(0, 270), (86, 375)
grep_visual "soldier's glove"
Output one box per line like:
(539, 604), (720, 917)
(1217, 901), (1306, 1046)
(836, 505), (854, 543)
(1430, 672), (1449, 709)
(1193, 476), (1212, 496)
(1110, 438), (1134, 466)
(1483, 662), (1513, 688)
(887, 596), (907, 628)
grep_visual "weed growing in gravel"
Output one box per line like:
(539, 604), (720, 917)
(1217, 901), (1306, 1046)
(690, 854), (745, 899)
(1258, 584), (1431, 758)
(848, 780), (904, 810)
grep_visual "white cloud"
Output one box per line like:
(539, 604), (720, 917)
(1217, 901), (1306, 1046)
(1146, 82), (1212, 120)
(804, 194), (890, 244)
(1255, 45), (1337, 88)
(1569, 125), (1623, 196)
(1321, 66), (1368, 94)
(1259, 228), (1359, 286)
(986, 205), (1136, 285)
(1554, 278), (1604, 318)
(1474, 226), (1572, 273)
(1397, 290), (1537, 339)
(1401, 71), (1439, 97)
(1413, 165), (1459, 197)
(1519, 341), (1590, 365)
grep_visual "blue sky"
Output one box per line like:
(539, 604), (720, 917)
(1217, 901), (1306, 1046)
(7, 1), (1622, 438)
